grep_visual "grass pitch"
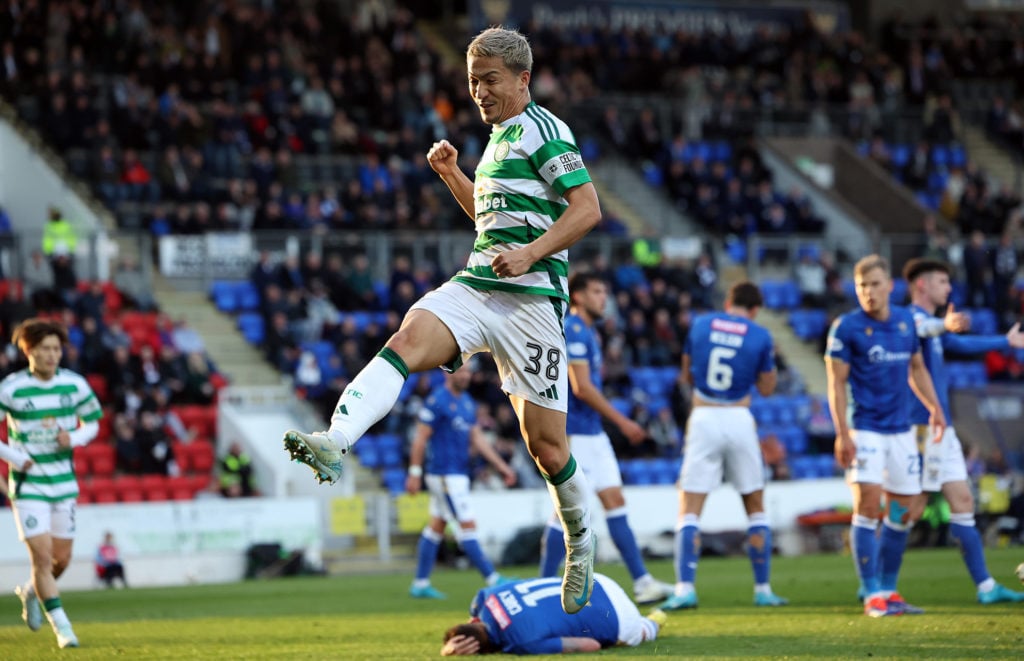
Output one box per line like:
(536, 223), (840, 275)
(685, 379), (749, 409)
(1, 548), (1023, 659)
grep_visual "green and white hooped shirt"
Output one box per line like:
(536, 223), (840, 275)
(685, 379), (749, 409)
(452, 101), (592, 303)
(0, 368), (102, 502)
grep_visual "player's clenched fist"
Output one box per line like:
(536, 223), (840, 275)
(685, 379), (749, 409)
(427, 139), (459, 177)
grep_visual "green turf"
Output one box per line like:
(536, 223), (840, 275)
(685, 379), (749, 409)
(1, 548), (1023, 659)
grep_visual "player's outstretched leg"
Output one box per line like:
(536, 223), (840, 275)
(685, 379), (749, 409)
(544, 456), (595, 614)
(410, 527), (446, 600)
(947, 512), (1024, 604)
(284, 348), (409, 484)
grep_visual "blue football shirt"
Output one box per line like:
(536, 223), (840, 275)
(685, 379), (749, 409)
(565, 313), (603, 435)
(469, 576), (620, 654)
(825, 306), (919, 433)
(418, 385), (477, 476)
(684, 312), (775, 403)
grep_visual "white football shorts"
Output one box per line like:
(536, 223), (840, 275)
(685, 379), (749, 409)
(916, 425), (968, 493)
(569, 432), (622, 493)
(680, 406), (764, 495)
(12, 498), (77, 541)
(410, 281), (568, 413)
(596, 574), (659, 646)
(424, 473), (476, 524)
(846, 429), (921, 495)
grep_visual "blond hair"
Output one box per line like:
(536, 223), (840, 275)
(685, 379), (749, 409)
(853, 254), (890, 280)
(467, 26), (533, 74)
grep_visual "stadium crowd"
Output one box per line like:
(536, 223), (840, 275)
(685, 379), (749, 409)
(0, 2), (1021, 514)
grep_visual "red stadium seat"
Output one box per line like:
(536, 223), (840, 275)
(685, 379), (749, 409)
(140, 474), (169, 501)
(114, 475), (143, 501)
(167, 476), (194, 500)
(174, 406), (217, 439)
(85, 373), (109, 403)
(89, 477), (117, 504)
(189, 474), (214, 495)
(76, 481), (94, 504)
(188, 439), (216, 474)
(73, 452), (90, 477)
(85, 443), (116, 476)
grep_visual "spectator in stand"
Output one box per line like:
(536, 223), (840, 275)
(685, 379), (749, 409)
(182, 352), (216, 405)
(23, 250), (57, 312)
(135, 410), (177, 476)
(249, 251), (278, 296)
(74, 281), (107, 325)
(113, 413), (143, 474)
(795, 251), (828, 308)
(120, 149), (158, 202)
(992, 228), (1020, 328)
(219, 441), (260, 498)
(94, 532), (127, 589)
(345, 253), (379, 309)
(77, 316), (105, 374)
(962, 230), (993, 309)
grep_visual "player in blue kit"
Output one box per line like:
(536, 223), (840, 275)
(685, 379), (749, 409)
(825, 254), (946, 618)
(440, 574), (665, 655)
(659, 282), (788, 610)
(405, 366), (518, 599)
(538, 273), (672, 604)
(896, 258), (1024, 604)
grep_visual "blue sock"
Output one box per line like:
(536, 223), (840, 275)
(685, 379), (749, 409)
(950, 514), (991, 586)
(607, 508), (647, 581)
(415, 528), (442, 582)
(878, 518), (910, 593)
(460, 534), (496, 580)
(675, 515), (701, 584)
(539, 522), (564, 578)
(850, 515), (879, 595)
(747, 513), (771, 585)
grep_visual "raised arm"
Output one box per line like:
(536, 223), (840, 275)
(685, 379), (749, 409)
(426, 140), (475, 220)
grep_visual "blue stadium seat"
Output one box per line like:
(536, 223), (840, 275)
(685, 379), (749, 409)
(212, 280), (238, 312)
(789, 456), (815, 480)
(890, 144), (910, 168)
(781, 428), (808, 455)
(725, 238), (747, 264)
(949, 144), (967, 168)
(931, 144), (949, 167)
(382, 468), (407, 494)
(642, 163), (663, 187)
(611, 397), (631, 418)
(236, 281), (261, 311)
(237, 313), (264, 345)
(613, 264), (646, 291)
(712, 141), (732, 163)
(780, 280), (802, 309)
(377, 434), (404, 469)
(815, 454), (837, 478)
(355, 435), (381, 468)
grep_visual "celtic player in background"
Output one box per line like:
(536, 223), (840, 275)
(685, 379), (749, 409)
(283, 26), (601, 613)
(0, 318), (103, 648)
